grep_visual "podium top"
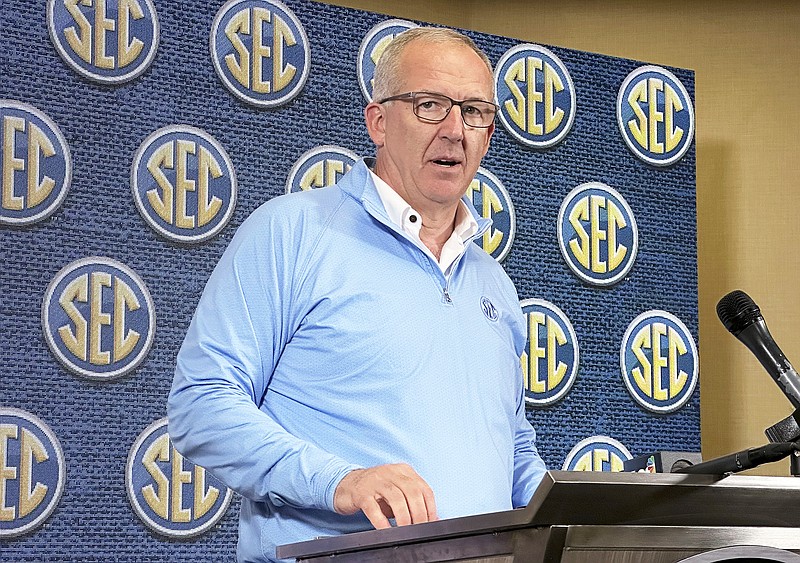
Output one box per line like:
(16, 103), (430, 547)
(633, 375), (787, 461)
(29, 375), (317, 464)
(277, 470), (800, 559)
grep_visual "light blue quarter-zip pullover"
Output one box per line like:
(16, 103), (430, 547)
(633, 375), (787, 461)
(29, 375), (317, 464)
(168, 158), (547, 562)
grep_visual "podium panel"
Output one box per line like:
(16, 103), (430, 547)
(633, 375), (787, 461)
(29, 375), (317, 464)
(277, 471), (800, 562)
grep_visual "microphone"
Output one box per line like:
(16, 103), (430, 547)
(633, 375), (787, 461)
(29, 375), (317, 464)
(675, 441), (798, 475)
(716, 290), (800, 409)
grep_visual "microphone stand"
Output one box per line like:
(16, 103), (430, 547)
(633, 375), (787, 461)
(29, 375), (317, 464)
(675, 439), (800, 475)
(765, 409), (800, 476)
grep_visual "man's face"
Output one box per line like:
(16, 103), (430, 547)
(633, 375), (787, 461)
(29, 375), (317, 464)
(366, 40), (495, 217)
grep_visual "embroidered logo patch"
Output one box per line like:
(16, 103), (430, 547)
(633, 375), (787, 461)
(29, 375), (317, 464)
(126, 418), (233, 537)
(495, 43), (575, 148)
(285, 145), (359, 194)
(0, 408), (66, 538)
(558, 182), (638, 286)
(620, 310), (698, 413)
(562, 436), (632, 472)
(468, 166), (516, 262)
(519, 298), (579, 406)
(131, 125), (237, 243)
(47, 0), (159, 84)
(210, 0), (310, 107)
(0, 101), (71, 226)
(42, 257), (156, 380)
(617, 65), (694, 166)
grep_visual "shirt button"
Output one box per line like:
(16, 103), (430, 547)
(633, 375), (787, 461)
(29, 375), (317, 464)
(409, 214), (418, 223)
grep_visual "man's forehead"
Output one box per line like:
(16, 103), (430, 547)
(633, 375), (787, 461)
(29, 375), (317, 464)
(398, 41), (494, 94)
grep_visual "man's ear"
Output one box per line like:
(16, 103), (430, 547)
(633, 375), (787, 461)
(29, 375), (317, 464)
(364, 102), (386, 148)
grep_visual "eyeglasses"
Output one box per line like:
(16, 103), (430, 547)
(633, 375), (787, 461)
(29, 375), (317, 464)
(378, 91), (498, 128)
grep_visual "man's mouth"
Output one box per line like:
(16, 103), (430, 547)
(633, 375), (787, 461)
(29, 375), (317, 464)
(432, 159), (460, 167)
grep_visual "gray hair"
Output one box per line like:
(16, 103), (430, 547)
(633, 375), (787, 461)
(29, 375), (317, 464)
(371, 27), (494, 102)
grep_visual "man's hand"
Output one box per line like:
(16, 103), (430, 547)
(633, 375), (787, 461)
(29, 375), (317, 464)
(333, 463), (438, 529)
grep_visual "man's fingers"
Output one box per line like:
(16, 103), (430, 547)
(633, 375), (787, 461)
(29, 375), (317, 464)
(333, 463), (438, 528)
(380, 483), (413, 526)
(361, 499), (392, 530)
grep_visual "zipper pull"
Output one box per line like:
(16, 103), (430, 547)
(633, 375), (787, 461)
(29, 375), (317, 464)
(443, 287), (452, 303)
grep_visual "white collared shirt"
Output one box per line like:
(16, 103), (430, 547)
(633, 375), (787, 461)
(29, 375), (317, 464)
(370, 170), (478, 275)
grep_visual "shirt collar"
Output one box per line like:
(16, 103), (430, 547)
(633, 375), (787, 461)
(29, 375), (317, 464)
(368, 169), (478, 243)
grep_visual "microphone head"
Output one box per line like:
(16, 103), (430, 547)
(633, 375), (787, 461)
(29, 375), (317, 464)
(716, 290), (762, 334)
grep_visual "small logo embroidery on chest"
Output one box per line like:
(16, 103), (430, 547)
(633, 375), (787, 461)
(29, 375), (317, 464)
(481, 297), (499, 322)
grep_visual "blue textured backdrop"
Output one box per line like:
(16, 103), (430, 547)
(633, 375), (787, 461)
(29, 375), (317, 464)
(0, 0), (697, 559)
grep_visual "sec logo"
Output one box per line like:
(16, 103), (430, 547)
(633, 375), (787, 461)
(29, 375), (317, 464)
(467, 167), (516, 262)
(617, 65), (694, 166)
(562, 436), (632, 472)
(131, 125), (237, 243)
(0, 408), (66, 538)
(495, 43), (575, 148)
(210, 0), (310, 108)
(42, 257), (156, 380)
(0, 100), (71, 226)
(357, 19), (418, 102)
(126, 418), (233, 538)
(285, 145), (359, 194)
(519, 298), (579, 407)
(47, 0), (159, 84)
(558, 182), (638, 286)
(620, 310), (698, 413)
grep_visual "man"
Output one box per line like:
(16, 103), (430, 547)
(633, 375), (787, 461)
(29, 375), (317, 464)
(168, 27), (547, 562)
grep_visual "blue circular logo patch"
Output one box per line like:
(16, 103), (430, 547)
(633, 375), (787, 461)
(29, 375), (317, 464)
(558, 182), (638, 286)
(126, 418), (233, 538)
(519, 298), (579, 407)
(210, 0), (310, 108)
(47, 0), (159, 84)
(131, 125), (237, 243)
(620, 310), (698, 413)
(357, 19), (418, 102)
(495, 44), (575, 148)
(617, 65), (694, 166)
(285, 145), (359, 194)
(0, 408), (66, 538)
(42, 257), (156, 380)
(468, 166), (516, 262)
(0, 100), (71, 226)
(562, 436), (632, 472)
(480, 296), (498, 322)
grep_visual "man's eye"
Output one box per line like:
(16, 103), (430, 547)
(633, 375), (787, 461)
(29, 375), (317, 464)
(463, 105), (481, 116)
(418, 99), (444, 110)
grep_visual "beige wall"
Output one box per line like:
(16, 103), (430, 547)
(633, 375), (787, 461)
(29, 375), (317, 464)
(321, 0), (800, 475)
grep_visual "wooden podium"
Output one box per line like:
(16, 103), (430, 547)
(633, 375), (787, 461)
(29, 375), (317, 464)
(277, 470), (800, 562)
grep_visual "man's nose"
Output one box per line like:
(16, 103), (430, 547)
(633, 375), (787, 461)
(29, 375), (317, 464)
(438, 105), (465, 141)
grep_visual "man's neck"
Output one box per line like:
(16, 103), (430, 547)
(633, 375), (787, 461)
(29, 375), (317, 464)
(418, 213), (457, 260)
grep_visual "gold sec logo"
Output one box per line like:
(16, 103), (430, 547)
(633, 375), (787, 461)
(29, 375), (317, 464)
(210, 0), (310, 108)
(0, 408), (66, 538)
(558, 182), (638, 286)
(495, 44), (575, 148)
(357, 19), (418, 102)
(42, 257), (156, 381)
(519, 298), (579, 407)
(562, 436), (632, 472)
(617, 65), (695, 166)
(0, 101), (71, 226)
(467, 167), (516, 262)
(285, 145), (359, 194)
(131, 125), (237, 243)
(126, 418), (233, 538)
(47, 0), (160, 84)
(620, 310), (698, 414)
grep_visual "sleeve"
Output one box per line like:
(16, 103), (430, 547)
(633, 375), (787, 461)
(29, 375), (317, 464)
(507, 291), (548, 508)
(167, 200), (361, 512)
(510, 378), (548, 508)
